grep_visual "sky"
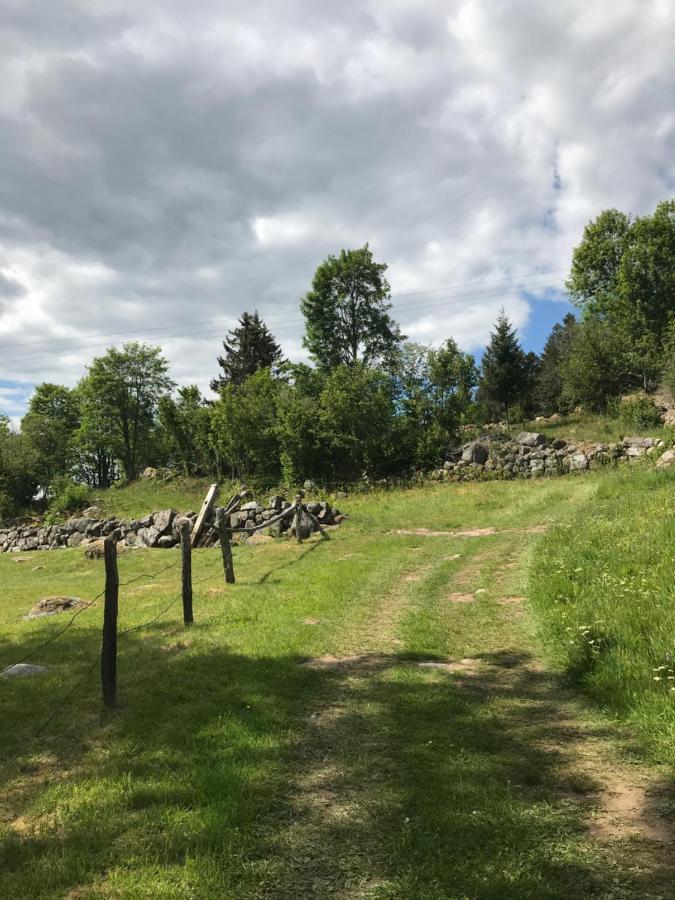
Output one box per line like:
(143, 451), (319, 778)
(1, 0), (674, 424)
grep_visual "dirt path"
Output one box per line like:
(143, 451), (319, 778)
(264, 531), (674, 899)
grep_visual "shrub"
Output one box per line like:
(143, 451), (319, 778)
(45, 478), (91, 524)
(618, 395), (663, 430)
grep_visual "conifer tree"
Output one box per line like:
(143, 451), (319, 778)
(211, 311), (283, 391)
(479, 309), (529, 425)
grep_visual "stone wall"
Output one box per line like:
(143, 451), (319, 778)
(431, 432), (671, 483)
(0, 496), (344, 555)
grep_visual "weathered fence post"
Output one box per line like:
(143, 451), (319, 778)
(180, 520), (194, 626)
(101, 535), (119, 708)
(294, 498), (303, 544)
(217, 507), (236, 584)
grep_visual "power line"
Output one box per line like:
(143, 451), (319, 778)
(0, 272), (567, 368)
(0, 266), (567, 354)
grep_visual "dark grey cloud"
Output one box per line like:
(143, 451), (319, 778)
(0, 0), (673, 403)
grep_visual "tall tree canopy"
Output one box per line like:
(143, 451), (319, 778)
(301, 245), (403, 370)
(536, 313), (578, 415)
(79, 342), (174, 481)
(479, 309), (530, 424)
(21, 384), (80, 491)
(567, 200), (675, 390)
(211, 311), (283, 391)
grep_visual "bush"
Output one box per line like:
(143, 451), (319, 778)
(45, 479), (91, 524)
(618, 395), (663, 430)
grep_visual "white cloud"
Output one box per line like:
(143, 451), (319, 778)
(0, 0), (672, 412)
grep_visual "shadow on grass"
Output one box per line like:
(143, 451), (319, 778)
(0, 635), (672, 898)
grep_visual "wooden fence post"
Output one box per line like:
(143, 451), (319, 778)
(217, 507), (236, 584)
(180, 520), (194, 626)
(295, 499), (303, 544)
(101, 535), (119, 708)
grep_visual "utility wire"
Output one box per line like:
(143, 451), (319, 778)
(0, 270), (568, 364)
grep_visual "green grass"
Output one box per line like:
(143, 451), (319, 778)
(519, 411), (671, 444)
(528, 468), (675, 763)
(0, 473), (672, 897)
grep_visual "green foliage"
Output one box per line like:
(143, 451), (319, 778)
(560, 317), (627, 412)
(210, 368), (281, 482)
(20, 383), (80, 492)
(301, 245), (403, 369)
(0, 417), (39, 519)
(158, 386), (213, 476)
(44, 478), (91, 524)
(567, 200), (675, 393)
(210, 311), (283, 391)
(536, 314), (577, 415)
(479, 309), (531, 423)
(78, 342), (174, 481)
(617, 395), (663, 430)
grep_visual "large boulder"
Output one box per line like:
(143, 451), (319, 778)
(137, 526), (161, 548)
(656, 448), (675, 469)
(623, 436), (658, 449)
(568, 451), (589, 471)
(515, 431), (546, 447)
(461, 441), (489, 464)
(24, 596), (88, 620)
(1, 663), (48, 679)
(153, 509), (176, 536)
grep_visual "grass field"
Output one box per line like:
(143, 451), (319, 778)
(1, 472), (673, 898)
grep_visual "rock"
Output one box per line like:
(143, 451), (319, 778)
(625, 446), (646, 458)
(247, 532), (275, 545)
(623, 436), (658, 449)
(568, 451), (589, 471)
(137, 526), (161, 548)
(142, 467), (157, 479)
(240, 500), (259, 511)
(515, 431), (546, 447)
(291, 509), (315, 539)
(551, 438), (567, 450)
(153, 509), (176, 536)
(656, 448), (675, 469)
(268, 495), (284, 511)
(335, 491), (348, 499)
(461, 441), (489, 464)
(83, 539), (126, 559)
(24, 596), (87, 620)
(1, 663), (48, 679)
(157, 535), (177, 549)
(303, 479), (319, 492)
(82, 506), (101, 518)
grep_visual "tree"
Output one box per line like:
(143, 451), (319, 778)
(536, 313), (578, 415)
(560, 318), (628, 412)
(0, 417), (39, 518)
(158, 386), (213, 476)
(567, 201), (675, 391)
(79, 343), (174, 481)
(479, 309), (530, 424)
(210, 311), (283, 391)
(427, 339), (477, 432)
(210, 368), (281, 481)
(21, 384), (80, 492)
(301, 245), (403, 370)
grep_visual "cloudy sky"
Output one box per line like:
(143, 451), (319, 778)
(1, 0), (674, 422)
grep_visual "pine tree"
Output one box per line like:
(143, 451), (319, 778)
(210, 311), (283, 391)
(479, 309), (529, 425)
(536, 313), (577, 414)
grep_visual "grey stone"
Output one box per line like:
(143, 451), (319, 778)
(551, 438), (567, 450)
(625, 446), (646, 458)
(656, 449), (675, 468)
(137, 526), (161, 547)
(515, 431), (546, 447)
(568, 451), (589, 471)
(303, 479), (319, 492)
(153, 509), (176, 536)
(67, 532), (85, 548)
(157, 535), (177, 548)
(461, 441), (489, 464)
(1, 663), (48, 679)
(623, 436), (658, 449)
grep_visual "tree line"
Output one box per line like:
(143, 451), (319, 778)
(1, 200), (673, 517)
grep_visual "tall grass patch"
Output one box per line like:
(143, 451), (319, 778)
(528, 468), (675, 762)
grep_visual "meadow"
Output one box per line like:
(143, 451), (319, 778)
(0, 470), (673, 898)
